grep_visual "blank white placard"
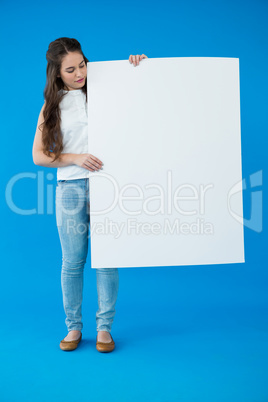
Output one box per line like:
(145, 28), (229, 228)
(87, 57), (244, 268)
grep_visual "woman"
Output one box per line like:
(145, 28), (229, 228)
(32, 37), (148, 352)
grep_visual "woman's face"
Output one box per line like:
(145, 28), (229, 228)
(58, 51), (87, 91)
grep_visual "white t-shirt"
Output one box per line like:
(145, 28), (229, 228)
(57, 88), (90, 181)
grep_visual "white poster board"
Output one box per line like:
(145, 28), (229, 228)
(87, 57), (244, 268)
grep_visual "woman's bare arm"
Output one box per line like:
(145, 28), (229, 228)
(32, 103), (103, 171)
(32, 103), (77, 167)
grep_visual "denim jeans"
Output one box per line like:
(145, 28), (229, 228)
(55, 178), (119, 333)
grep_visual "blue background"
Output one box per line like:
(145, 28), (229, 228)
(0, 0), (267, 401)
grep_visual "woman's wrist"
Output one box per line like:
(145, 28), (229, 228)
(64, 153), (77, 166)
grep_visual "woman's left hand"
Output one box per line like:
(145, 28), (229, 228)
(129, 54), (148, 66)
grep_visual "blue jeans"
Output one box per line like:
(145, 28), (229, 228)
(55, 178), (119, 333)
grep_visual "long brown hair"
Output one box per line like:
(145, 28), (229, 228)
(39, 37), (89, 162)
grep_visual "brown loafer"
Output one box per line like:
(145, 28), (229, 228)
(96, 334), (115, 353)
(60, 333), (82, 351)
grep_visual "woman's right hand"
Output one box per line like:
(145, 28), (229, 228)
(73, 153), (103, 172)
